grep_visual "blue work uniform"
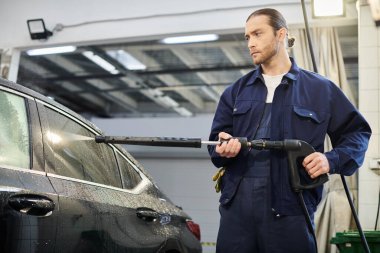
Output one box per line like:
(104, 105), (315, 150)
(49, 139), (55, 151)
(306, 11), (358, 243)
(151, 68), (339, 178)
(208, 58), (371, 252)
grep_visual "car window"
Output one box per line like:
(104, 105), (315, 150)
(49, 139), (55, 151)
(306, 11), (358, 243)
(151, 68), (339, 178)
(115, 151), (142, 189)
(44, 107), (122, 188)
(0, 90), (30, 169)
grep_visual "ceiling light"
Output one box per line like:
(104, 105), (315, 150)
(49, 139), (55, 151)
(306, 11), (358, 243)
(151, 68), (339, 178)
(26, 46), (77, 56)
(312, 0), (345, 18)
(161, 34), (219, 44)
(173, 107), (193, 117)
(27, 18), (53, 40)
(147, 89), (164, 97)
(157, 96), (179, 108)
(82, 51), (119, 74)
(107, 50), (146, 70)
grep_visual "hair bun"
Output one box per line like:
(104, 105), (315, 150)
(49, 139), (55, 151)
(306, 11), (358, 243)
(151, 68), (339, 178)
(288, 37), (295, 48)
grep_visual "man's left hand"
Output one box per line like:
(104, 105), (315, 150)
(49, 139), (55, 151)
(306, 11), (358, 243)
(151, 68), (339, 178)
(302, 152), (330, 179)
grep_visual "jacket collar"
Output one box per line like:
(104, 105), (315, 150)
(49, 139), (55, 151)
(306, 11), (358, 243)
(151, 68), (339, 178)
(246, 57), (300, 86)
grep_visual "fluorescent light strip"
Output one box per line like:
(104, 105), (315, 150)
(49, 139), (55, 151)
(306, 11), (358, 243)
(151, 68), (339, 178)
(157, 96), (179, 108)
(82, 51), (119, 74)
(173, 107), (193, 117)
(107, 50), (146, 70)
(161, 34), (219, 44)
(26, 46), (77, 56)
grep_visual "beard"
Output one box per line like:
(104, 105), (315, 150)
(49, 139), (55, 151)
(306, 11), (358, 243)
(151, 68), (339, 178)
(252, 40), (280, 65)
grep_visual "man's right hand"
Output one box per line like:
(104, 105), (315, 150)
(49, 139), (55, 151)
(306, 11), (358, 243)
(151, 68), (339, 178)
(215, 132), (242, 158)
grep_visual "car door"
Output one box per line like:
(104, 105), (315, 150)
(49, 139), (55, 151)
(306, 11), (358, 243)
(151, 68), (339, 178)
(37, 101), (169, 253)
(0, 88), (59, 253)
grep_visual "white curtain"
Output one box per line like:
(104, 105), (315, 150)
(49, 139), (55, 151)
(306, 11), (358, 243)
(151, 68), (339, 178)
(289, 27), (357, 253)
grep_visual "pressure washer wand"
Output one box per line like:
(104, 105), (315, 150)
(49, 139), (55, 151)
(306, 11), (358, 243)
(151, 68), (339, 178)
(95, 135), (254, 148)
(95, 135), (306, 152)
(95, 135), (204, 148)
(95, 135), (302, 150)
(96, 135), (327, 190)
(95, 135), (250, 148)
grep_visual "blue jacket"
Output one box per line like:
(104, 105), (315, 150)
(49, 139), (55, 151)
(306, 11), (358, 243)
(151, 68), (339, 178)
(208, 58), (371, 216)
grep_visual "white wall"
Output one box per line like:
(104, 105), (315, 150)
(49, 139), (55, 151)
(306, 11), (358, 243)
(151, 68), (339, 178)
(358, 2), (380, 230)
(0, 0), (335, 50)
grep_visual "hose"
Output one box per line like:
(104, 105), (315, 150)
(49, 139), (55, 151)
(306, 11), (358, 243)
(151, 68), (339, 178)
(300, 0), (318, 73)
(298, 192), (318, 253)
(341, 175), (371, 253)
(375, 186), (380, 230)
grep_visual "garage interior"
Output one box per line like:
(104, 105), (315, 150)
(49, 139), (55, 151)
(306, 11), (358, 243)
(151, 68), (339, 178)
(1, 0), (380, 252)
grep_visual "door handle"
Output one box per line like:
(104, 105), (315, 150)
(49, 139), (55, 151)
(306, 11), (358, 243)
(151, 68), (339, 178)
(136, 207), (159, 222)
(8, 194), (55, 217)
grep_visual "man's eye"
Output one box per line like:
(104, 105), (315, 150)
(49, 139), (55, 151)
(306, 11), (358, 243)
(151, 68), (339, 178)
(245, 37), (249, 41)
(255, 32), (261, 37)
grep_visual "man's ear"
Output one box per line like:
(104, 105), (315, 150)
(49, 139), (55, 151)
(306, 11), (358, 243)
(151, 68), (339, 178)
(277, 27), (287, 40)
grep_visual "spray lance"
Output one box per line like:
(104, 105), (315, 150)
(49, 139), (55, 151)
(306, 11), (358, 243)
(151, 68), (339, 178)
(95, 136), (328, 192)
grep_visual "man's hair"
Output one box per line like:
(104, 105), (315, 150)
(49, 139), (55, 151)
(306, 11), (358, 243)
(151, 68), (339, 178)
(246, 8), (295, 47)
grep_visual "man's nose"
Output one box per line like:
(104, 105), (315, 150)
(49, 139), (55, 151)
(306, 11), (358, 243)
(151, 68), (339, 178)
(247, 38), (256, 49)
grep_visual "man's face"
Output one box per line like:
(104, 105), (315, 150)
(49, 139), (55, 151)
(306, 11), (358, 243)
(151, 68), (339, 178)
(244, 15), (282, 65)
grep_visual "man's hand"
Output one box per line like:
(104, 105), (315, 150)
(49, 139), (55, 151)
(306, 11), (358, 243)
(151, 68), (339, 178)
(302, 152), (330, 179)
(215, 132), (241, 158)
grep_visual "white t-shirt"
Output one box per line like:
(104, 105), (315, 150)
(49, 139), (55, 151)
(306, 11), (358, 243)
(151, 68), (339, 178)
(262, 73), (286, 103)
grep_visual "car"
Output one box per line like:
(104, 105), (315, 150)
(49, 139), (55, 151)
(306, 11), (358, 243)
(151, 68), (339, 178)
(0, 77), (202, 253)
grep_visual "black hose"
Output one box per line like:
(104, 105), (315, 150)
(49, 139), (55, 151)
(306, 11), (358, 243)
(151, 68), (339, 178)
(298, 192), (318, 253)
(300, 0), (318, 73)
(375, 186), (380, 230)
(341, 174), (371, 253)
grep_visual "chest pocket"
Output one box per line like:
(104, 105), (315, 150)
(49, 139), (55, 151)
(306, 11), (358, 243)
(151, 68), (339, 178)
(232, 100), (261, 138)
(293, 106), (324, 124)
(232, 100), (253, 137)
(233, 101), (252, 115)
(288, 105), (329, 147)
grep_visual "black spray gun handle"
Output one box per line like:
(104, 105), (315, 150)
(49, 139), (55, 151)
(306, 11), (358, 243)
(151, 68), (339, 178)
(225, 138), (329, 192)
(283, 140), (329, 192)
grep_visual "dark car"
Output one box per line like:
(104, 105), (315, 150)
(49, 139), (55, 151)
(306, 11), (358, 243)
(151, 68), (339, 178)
(0, 77), (202, 253)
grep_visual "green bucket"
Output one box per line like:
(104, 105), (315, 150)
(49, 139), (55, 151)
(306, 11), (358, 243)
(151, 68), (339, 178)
(330, 231), (380, 253)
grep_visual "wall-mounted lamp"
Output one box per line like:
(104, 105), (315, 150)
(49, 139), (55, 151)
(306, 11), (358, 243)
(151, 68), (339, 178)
(27, 19), (53, 40)
(312, 0), (345, 18)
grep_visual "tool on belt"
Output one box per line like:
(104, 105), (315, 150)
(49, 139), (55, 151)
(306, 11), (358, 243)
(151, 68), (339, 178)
(212, 167), (225, 193)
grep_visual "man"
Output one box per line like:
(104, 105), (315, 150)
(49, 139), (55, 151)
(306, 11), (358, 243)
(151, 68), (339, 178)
(208, 8), (371, 253)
